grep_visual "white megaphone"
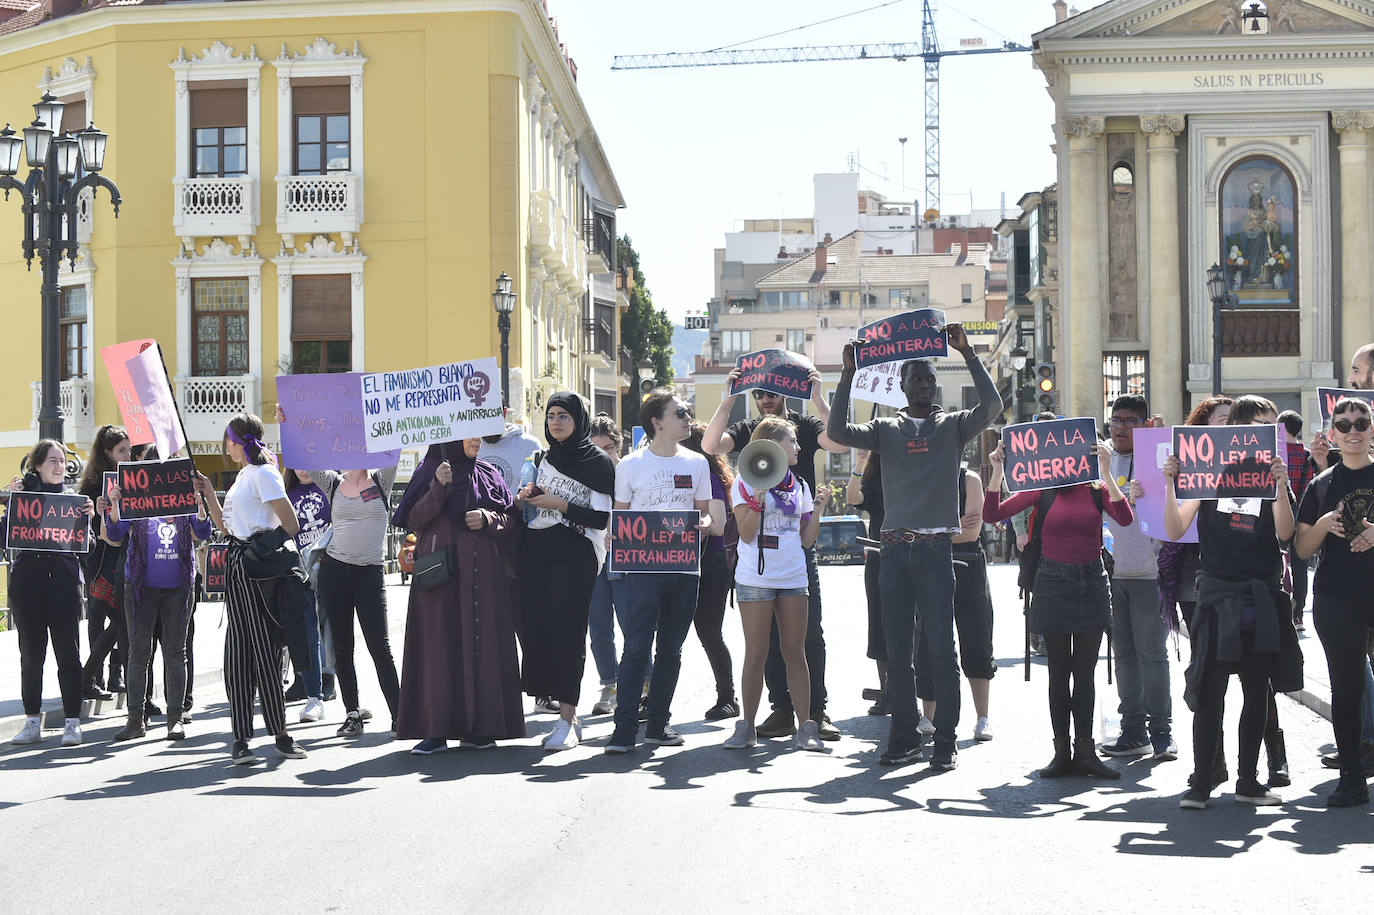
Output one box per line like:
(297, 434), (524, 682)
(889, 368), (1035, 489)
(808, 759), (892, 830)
(738, 438), (788, 491)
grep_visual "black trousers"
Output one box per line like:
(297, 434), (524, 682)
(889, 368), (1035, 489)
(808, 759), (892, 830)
(518, 526), (598, 706)
(693, 548), (735, 702)
(1191, 619), (1270, 785)
(11, 556), (84, 719)
(1313, 592), (1374, 775)
(318, 554), (400, 718)
(83, 587), (127, 685)
(1043, 630), (1102, 741)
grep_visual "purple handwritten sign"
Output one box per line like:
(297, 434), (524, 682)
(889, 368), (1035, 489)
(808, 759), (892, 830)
(276, 372), (401, 471)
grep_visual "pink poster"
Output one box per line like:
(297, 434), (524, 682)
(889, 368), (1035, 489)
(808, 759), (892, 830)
(1130, 426), (1197, 543)
(125, 343), (187, 460)
(101, 338), (157, 445)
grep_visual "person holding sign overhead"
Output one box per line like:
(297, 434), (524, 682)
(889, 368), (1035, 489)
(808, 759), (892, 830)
(1163, 395), (1301, 810)
(101, 445), (212, 743)
(514, 392), (615, 752)
(1295, 394), (1374, 807)
(984, 436), (1131, 780)
(605, 389), (713, 755)
(827, 323), (1000, 771)
(703, 361), (844, 741)
(724, 417), (829, 751)
(5, 440), (95, 748)
(194, 413), (309, 766)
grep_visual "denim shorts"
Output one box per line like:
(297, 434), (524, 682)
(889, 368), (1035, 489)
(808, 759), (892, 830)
(735, 583), (808, 603)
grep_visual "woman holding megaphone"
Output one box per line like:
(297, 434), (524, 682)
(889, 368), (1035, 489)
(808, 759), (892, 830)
(724, 417), (829, 752)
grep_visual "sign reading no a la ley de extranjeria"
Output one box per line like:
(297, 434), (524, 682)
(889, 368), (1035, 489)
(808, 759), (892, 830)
(361, 357), (506, 453)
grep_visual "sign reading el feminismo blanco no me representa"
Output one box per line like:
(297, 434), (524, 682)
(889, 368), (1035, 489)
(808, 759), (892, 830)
(361, 357), (505, 452)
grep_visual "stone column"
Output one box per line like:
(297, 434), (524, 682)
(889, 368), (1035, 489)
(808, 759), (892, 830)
(1064, 116), (1106, 419)
(1140, 114), (1185, 420)
(1333, 111), (1374, 364)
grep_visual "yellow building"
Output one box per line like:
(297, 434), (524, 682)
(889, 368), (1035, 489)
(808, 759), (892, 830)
(0, 0), (625, 483)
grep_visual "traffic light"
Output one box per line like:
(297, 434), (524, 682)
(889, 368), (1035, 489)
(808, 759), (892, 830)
(639, 377), (655, 400)
(1033, 362), (1057, 411)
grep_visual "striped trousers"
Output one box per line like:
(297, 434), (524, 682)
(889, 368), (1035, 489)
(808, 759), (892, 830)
(224, 541), (287, 742)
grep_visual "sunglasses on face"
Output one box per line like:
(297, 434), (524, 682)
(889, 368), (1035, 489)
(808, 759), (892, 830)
(670, 407), (692, 419)
(1332, 416), (1372, 433)
(752, 390), (779, 401)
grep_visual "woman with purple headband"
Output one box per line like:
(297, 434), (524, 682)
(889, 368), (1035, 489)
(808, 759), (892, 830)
(195, 412), (308, 766)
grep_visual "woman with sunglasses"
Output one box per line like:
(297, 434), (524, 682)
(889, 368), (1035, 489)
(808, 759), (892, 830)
(514, 392), (615, 752)
(6, 441), (95, 748)
(1165, 395), (1300, 809)
(1296, 395), (1374, 807)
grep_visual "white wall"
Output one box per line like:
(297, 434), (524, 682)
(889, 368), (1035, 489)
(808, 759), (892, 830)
(814, 172), (860, 242)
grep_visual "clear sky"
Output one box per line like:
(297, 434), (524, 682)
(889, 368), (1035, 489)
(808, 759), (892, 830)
(551, 0), (1070, 322)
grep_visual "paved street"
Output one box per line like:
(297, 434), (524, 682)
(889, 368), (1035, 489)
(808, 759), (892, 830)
(1, 562), (1369, 912)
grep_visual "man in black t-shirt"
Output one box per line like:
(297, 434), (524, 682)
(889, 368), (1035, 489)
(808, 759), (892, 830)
(703, 370), (845, 739)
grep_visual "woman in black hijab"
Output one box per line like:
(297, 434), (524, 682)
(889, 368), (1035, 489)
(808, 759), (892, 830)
(514, 391), (616, 751)
(393, 437), (524, 755)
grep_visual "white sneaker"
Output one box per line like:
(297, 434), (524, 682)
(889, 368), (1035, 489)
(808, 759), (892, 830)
(723, 720), (756, 749)
(544, 718), (578, 752)
(974, 717), (993, 742)
(592, 684), (617, 715)
(61, 720), (82, 747)
(299, 697), (325, 723)
(795, 720), (825, 753)
(10, 719), (41, 745)
(917, 716), (936, 736)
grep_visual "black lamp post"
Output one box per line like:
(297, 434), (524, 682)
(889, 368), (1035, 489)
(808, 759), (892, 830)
(0, 92), (121, 444)
(491, 271), (516, 408)
(1010, 344), (1028, 423)
(1206, 262), (1230, 397)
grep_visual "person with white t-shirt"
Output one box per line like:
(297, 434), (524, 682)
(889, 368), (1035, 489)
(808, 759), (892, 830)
(724, 416), (829, 752)
(514, 391), (615, 752)
(604, 389), (713, 755)
(195, 412), (308, 766)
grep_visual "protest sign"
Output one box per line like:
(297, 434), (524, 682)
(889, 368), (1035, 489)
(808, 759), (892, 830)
(851, 360), (907, 408)
(277, 372), (401, 470)
(855, 308), (947, 369)
(361, 357), (505, 453)
(609, 510), (701, 573)
(1316, 387), (1372, 425)
(1130, 426), (1197, 543)
(1000, 417), (1100, 493)
(204, 542), (228, 595)
(116, 458), (199, 520)
(103, 471), (118, 506)
(101, 338), (157, 446)
(125, 343), (187, 459)
(1171, 424), (1279, 501)
(729, 349), (815, 398)
(4, 491), (90, 553)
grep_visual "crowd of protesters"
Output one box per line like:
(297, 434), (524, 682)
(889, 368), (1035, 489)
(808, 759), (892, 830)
(4, 329), (1372, 811)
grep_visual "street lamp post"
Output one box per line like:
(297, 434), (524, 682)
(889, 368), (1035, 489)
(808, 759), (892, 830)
(1206, 262), (1230, 397)
(490, 271), (516, 408)
(0, 92), (121, 444)
(1010, 344), (1028, 424)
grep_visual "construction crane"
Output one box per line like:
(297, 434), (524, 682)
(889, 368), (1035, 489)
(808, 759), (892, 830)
(612, 0), (1029, 217)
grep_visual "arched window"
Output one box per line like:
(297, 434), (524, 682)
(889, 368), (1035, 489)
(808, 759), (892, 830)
(1220, 156), (1296, 308)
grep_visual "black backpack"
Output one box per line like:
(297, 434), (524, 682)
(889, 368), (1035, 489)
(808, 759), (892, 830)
(1017, 484), (1113, 594)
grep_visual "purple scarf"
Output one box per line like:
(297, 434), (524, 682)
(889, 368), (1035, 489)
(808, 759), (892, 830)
(392, 443), (511, 529)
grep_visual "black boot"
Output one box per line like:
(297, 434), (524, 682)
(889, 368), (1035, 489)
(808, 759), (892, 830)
(321, 673), (337, 701)
(284, 675), (306, 703)
(1040, 736), (1073, 778)
(1073, 737), (1121, 779)
(82, 674), (113, 701)
(1265, 726), (1290, 788)
(1326, 770), (1370, 808)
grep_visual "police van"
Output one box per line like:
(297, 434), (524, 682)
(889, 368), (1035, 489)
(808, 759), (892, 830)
(816, 514), (867, 566)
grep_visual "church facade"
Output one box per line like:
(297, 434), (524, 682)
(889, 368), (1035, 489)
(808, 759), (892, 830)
(1034, 0), (1374, 421)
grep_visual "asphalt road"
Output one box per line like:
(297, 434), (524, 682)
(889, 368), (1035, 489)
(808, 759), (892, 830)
(1, 562), (1369, 912)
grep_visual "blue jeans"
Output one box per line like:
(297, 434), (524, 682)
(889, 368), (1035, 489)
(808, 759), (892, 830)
(1110, 577), (1171, 740)
(879, 536), (958, 746)
(765, 546), (826, 713)
(588, 566), (628, 686)
(611, 573), (699, 739)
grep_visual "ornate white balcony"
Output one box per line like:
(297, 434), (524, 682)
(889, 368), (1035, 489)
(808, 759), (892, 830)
(175, 374), (258, 444)
(276, 173), (362, 247)
(30, 377), (94, 444)
(173, 175), (258, 245)
(529, 189), (554, 255)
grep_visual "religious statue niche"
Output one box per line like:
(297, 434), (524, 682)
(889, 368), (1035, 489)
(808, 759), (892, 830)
(1220, 156), (1296, 307)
